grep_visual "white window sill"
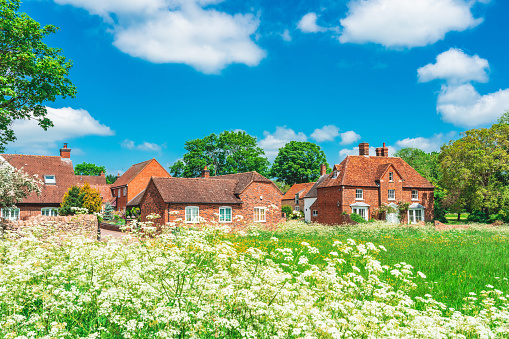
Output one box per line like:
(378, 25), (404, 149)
(254, 220), (266, 223)
(355, 198), (364, 201)
(388, 198), (396, 201)
(219, 220), (232, 223)
(185, 221), (199, 224)
(411, 199), (419, 201)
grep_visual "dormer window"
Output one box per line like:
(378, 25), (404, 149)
(44, 175), (56, 185)
(389, 172), (393, 182)
(332, 170), (338, 178)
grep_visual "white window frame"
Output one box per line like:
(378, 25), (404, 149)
(185, 206), (199, 223)
(355, 189), (363, 200)
(408, 208), (424, 224)
(117, 189), (120, 198)
(412, 190), (419, 200)
(312, 210), (318, 216)
(123, 187), (127, 197)
(295, 194), (299, 205)
(219, 206), (232, 223)
(44, 175), (56, 185)
(351, 207), (368, 220)
(389, 172), (393, 182)
(294, 206), (300, 211)
(41, 207), (58, 217)
(388, 189), (395, 200)
(1, 208), (20, 221)
(254, 207), (266, 222)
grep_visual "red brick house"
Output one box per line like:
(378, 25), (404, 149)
(127, 168), (284, 226)
(282, 182), (315, 213)
(310, 143), (434, 225)
(1, 144), (111, 221)
(111, 158), (171, 212)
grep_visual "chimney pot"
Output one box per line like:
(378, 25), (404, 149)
(358, 142), (370, 156)
(381, 142), (389, 157)
(100, 171), (105, 177)
(320, 163), (326, 176)
(201, 166), (210, 178)
(60, 143), (71, 158)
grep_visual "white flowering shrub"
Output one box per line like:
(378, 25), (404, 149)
(0, 161), (42, 209)
(0, 223), (508, 338)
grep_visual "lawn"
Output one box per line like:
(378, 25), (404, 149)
(445, 212), (470, 224)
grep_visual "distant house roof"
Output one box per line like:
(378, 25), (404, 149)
(112, 158), (170, 188)
(282, 182), (315, 201)
(319, 156), (434, 189)
(151, 177), (243, 204)
(210, 171), (280, 194)
(302, 174), (328, 199)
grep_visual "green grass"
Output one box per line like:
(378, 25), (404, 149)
(226, 222), (509, 310)
(445, 212), (470, 225)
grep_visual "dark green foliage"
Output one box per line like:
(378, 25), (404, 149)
(274, 181), (291, 194)
(0, 0), (77, 151)
(281, 205), (292, 218)
(394, 148), (442, 188)
(59, 186), (83, 216)
(103, 202), (114, 221)
(127, 207), (140, 219)
(271, 141), (329, 184)
(350, 213), (367, 224)
(467, 211), (489, 224)
(434, 190), (448, 223)
(169, 131), (270, 178)
(106, 174), (116, 184)
(74, 162), (106, 176)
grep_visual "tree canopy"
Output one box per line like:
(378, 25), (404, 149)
(439, 123), (509, 216)
(169, 131), (270, 178)
(0, 0), (76, 151)
(271, 141), (329, 184)
(74, 162), (106, 176)
(394, 148), (441, 187)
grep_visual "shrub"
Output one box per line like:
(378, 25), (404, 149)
(59, 186), (83, 216)
(468, 210), (489, 224)
(281, 205), (292, 218)
(350, 212), (367, 224)
(103, 202), (114, 221)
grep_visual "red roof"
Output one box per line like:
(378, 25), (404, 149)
(282, 182), (315, 200)
(112, 159), (171, 188)
(210, 171), (279, 194)
(320, 155), (434, 189)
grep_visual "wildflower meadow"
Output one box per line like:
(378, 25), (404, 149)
(1, 220), (509, 338)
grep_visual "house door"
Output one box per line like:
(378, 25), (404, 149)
(352, 207), (368, 220)
(386, 212), (398, 223)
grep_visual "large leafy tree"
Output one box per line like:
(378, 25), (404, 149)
(271, 141), (329, 184)
(74, 162), (106, 176)
(169, 131), (270, 177)
(439, 123), (509, 216)
(0, 0), (76, 151)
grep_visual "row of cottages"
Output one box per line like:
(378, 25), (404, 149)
(126, 167), (284, 226)
(309, 143), (435, 224)
(0, 144), (111, 221)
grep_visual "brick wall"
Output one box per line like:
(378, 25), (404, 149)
(138, 180), (167, 224)
(311, 186), (342, 225)
(127, 160), (170, 202)
(15, 204), (60, 220)
(238, 181), (284, 225)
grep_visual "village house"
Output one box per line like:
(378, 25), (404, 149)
(281, 182), (315, 213)
(110, 158), (171, 212)
(0, 144), (111, 221)
(310, 143), (434, 225)
(127, 167), (284, 226)
(302, 169), (329, 222)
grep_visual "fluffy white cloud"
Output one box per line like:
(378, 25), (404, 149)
(122, 139), (165, 152)
(436, 84), (509, 127)
(8, 107), (114, 155)
(418, 48), (489, 84)
(310, 125), (339, 142)
(339, 0), (484, 48)
(395, 132), (456, 153)
(339, 130), (361, 145)
(258, 126), (307, 160)
(54, 0), (265, 74)
(297, 12), (327, 33)
(280, 29), (292, 41)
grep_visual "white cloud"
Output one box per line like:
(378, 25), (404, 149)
(280, 29), (292, 42)
(339, 0), (484, 48)
(54, 0), (265, 74)
(436, 84), (509, 127)
(310, 125), (339, 142)
(339, 130), (361, 145)
(121, 139), (165, 152)
(8, 107), (114, 155)
(395, 132), (456, 153)
(418, 48), (489, 84)
(258, 126), (307, 160)
(297, 12), (327, 33)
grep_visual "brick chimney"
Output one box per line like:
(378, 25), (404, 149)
(320, 163), (327, 176)
(358, 142), (370, 156)
(60, 143), (71, 158)
(100, 171), (105, 177)
(116, 172), (121, 181)
(375, 143), (389, 157)
(201, 165), (210, 178)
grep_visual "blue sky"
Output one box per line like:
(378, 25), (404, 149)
(6, 0), (509, 175)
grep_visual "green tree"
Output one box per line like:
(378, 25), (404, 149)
(106, 174), (116, 185)
(59, 186), (83, 216)
(0, 0), (76, 151)
(103, 202), (114, 221)
(439, 123), (509, 217)
(271, 141), (329, 184)
(169, 131), (270, 177)
(80, 182), (102, 213)
(74, 162), (106, 176)
(497, 110), (509, 124)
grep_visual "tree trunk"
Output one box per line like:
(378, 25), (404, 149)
(457, 212), (461, 221)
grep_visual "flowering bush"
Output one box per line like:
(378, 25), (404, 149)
(0, 161), (42, 209)
(0, 222), (508, 338)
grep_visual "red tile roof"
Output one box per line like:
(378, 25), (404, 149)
(126, 189), (145, 207)
(210, 171), (280, 194)
(151, 177), (242, 204)
(319, 155), (434, 189)
(282, 182), (315, 200)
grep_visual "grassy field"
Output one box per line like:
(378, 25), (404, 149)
(445, 212), (470, 224)
(225, 221), (509, 310)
